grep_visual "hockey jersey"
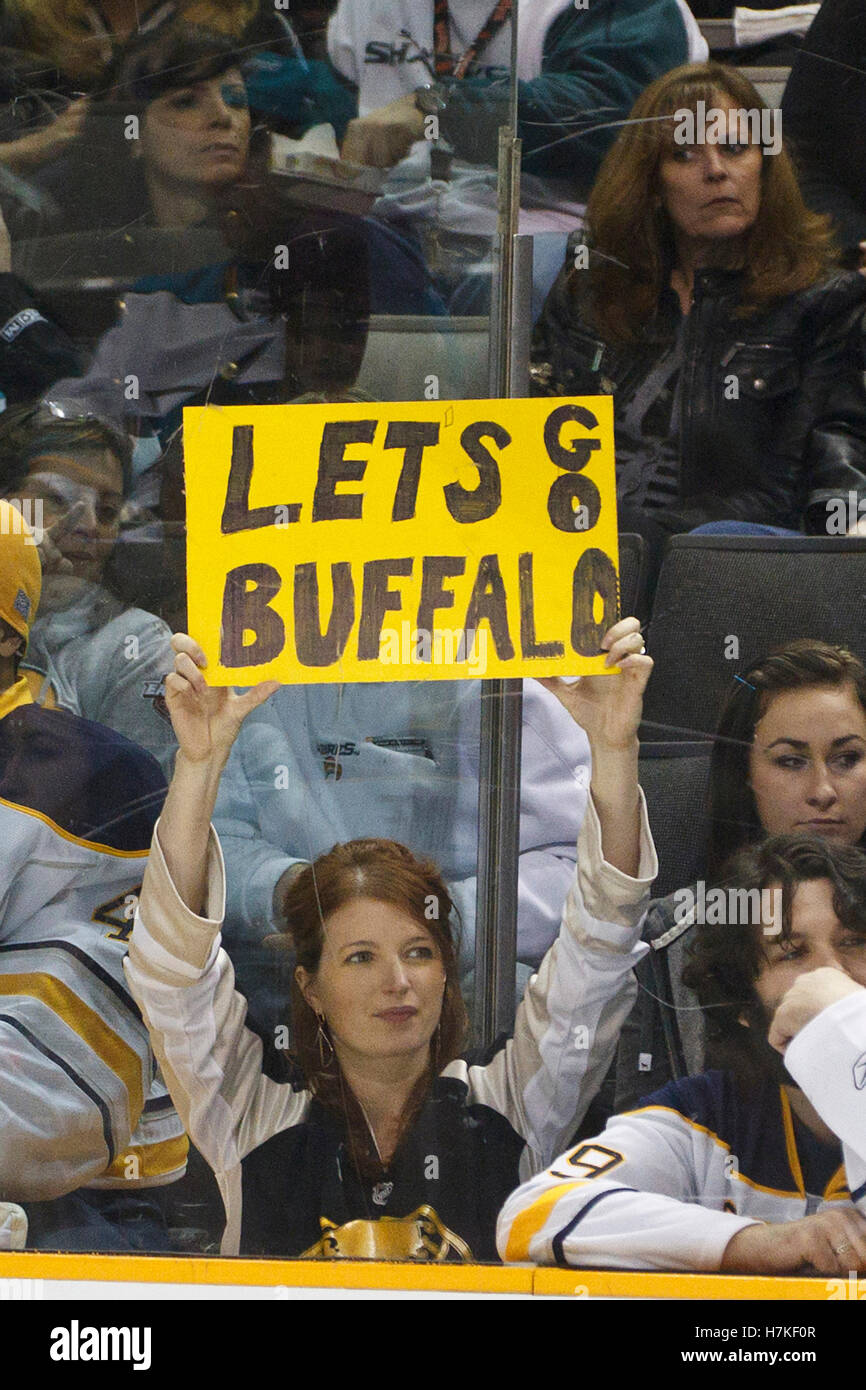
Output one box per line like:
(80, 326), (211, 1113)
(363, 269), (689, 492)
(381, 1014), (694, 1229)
(0, 678), (186, 1203)
(125, 789), (657, 1258)
(498, 989), (866, 1271)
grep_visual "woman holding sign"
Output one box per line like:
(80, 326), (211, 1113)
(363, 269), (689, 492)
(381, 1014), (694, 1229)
(532, 61), (866, 569)
(124, 618), (654, 1260)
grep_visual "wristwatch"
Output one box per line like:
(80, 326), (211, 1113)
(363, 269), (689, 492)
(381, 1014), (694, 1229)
(414, 83), (449, 117)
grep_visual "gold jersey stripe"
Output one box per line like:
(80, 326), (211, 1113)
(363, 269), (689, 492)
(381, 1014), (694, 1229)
(0, 972), (143, 1128)
(823, 1164), (851, 1201)
(0, 793), (150, 859)
(100, 1133), (189, 1182)
(504, 1181), (582, 1263)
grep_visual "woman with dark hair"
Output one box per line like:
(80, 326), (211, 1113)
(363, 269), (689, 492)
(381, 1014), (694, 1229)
(0, 2), (351, 175)
(34, 26), (255, 232)
(531, 61), (866, 573)
(707, 640), (866, 877)
(124, 619), (656, 1260)
(612, 637), (866, 1111)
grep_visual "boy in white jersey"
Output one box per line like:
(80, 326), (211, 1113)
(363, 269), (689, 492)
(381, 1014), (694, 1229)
(498, 673), (866, 1275)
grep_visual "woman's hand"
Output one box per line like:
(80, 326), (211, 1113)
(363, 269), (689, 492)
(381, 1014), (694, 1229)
(536, 617), (652, 750)
(166, 632), (279, 766)
(535, 618), (651, 877)
(36, 502), (84, 577)
(0, 97), (89, 173)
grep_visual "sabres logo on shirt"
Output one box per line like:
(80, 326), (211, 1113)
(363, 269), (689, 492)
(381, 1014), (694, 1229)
(854, 1051), (866, 1091)
(141, 679), (171, 725)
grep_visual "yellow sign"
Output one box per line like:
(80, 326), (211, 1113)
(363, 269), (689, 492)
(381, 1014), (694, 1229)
(183, 397), (619, 684)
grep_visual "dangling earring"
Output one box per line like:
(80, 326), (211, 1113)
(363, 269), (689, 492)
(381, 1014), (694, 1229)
(315, 1013), (335, 1068)
(431, 1022), (441, 1072)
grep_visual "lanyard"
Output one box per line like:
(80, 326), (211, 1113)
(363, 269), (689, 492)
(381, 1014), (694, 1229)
(433, 0), (513, 80)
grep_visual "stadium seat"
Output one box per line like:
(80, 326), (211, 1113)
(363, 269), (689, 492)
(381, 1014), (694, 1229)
(356, 315), (491, 400)
(637, 741), (713, 898)
(617, 532), (650, 625)
(642, 534), (866, 741)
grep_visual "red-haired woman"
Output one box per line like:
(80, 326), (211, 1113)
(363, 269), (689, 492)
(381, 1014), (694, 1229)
(125, 622), (654, 1260)
(532, 61), (866, 578)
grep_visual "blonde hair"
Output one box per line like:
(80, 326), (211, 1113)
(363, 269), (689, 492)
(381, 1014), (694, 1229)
(5, 0), (258, 80)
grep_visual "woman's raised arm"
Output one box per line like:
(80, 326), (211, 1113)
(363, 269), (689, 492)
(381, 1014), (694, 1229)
(159, 634), (278, 915)
(538, 616), (652, 875)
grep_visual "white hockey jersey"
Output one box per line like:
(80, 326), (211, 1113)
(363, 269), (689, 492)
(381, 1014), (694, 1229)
(498, 977), (866, 1270)
(0, 679), (186, 1203)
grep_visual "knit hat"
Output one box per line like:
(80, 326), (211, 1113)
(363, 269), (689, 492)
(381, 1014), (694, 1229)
(0, 500), (41, 648)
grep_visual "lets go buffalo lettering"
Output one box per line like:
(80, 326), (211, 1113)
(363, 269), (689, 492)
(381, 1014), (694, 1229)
(183, 398), (620, 685)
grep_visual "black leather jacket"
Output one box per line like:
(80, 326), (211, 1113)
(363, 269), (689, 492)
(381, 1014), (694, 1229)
(530, 255), (866, 533)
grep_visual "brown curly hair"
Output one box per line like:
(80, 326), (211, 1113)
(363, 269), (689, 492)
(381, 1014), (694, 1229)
(682, 833), (866, 1088)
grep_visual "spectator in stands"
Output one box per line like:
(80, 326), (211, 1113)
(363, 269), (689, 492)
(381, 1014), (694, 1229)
(33, 27), (255, 233)
(48, 205), (440, 447)
(610, 638), (866, 1114)
(125, 620), (654, 1259)
(0, 206), (83, 404)
(327, 0), (708, 306)
(0, 2), (351, 173)
(331, 0), (706, 199)
(0, 402), (177, 775)
(782, 0), (866, 270)
(532, 61), (866, 585)
(210, 663), (592, 1044)
(0, 500), (185, 1252)
(498, 802), (866, 1272)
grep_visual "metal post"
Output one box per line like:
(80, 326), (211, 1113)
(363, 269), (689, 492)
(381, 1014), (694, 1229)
(473, 9), (533, 1041)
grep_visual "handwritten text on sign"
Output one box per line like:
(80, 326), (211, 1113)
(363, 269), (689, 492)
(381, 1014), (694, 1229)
(183, 397), (619, 684)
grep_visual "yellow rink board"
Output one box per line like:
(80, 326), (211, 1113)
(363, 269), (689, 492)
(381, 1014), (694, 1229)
(533, 1268), (837, 1300)
(0, 1251), (532, 1295)
(0, 1253), (839, 1298)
